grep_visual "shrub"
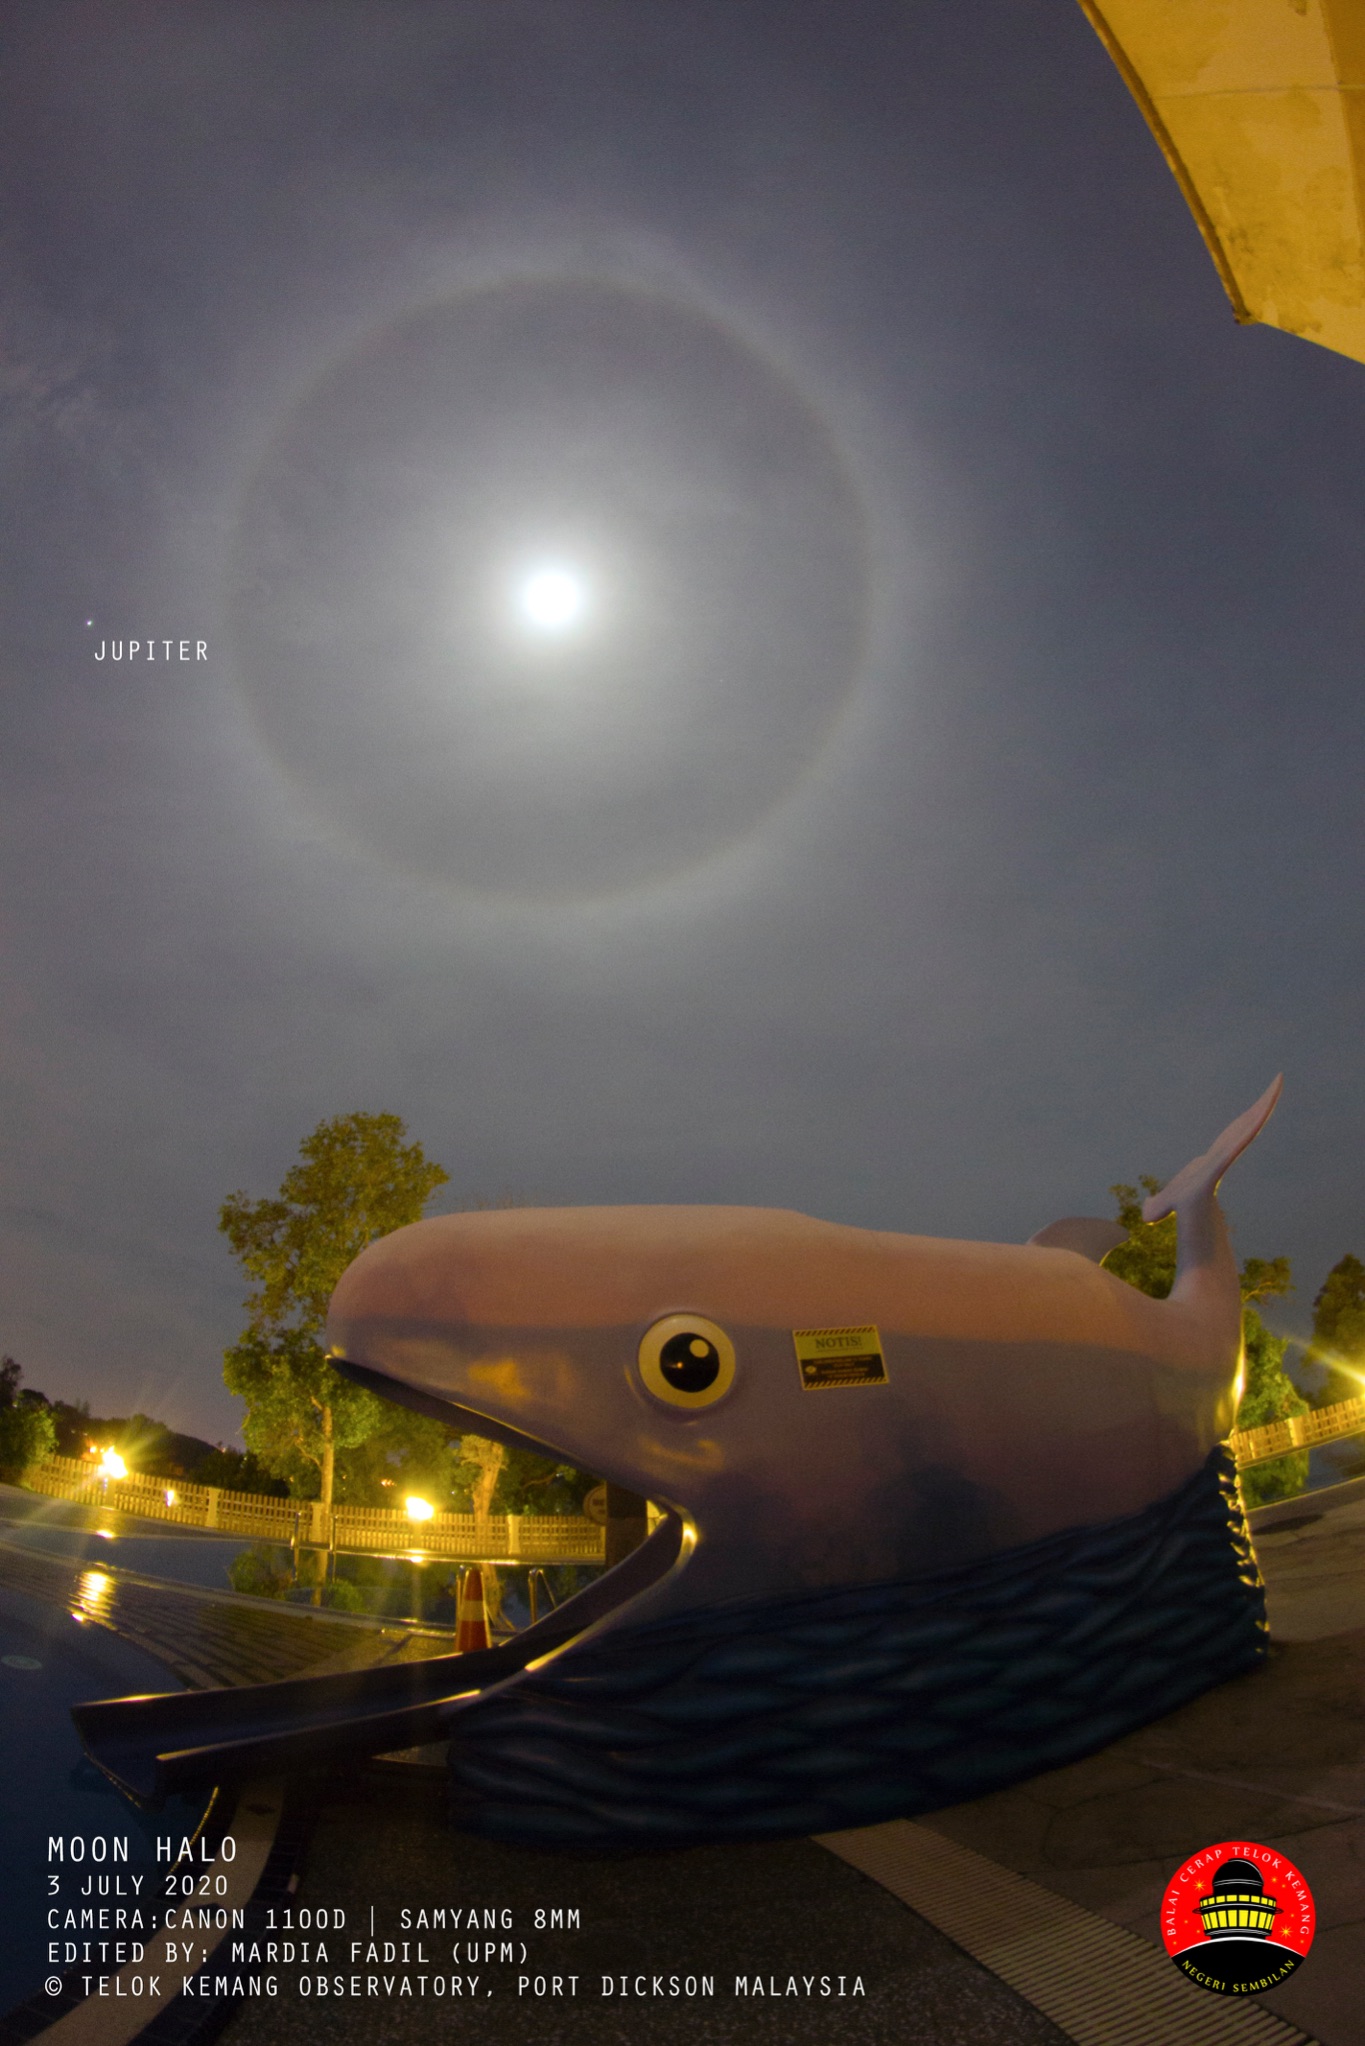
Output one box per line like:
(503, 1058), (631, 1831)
(228, 1545), (293, 1600)
(321, 1577), (365, 1613)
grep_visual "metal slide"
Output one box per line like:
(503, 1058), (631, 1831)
(72, 1514), (684, 1804)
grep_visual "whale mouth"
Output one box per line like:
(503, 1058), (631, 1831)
(331, 1352), (690, 1639)
(73, 1508), (687, 1806)
(69, 1360), (689, 1807)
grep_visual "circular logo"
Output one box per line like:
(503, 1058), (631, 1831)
(1162, 1841), (1314, 1996)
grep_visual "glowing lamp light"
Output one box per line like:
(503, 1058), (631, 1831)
(164, 1488), (178, 1507)
(405, 1496), (436, 1522)
(98, 1449), (127, 1481)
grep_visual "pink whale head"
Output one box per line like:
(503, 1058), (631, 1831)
(326, 1078), (1281, 1622)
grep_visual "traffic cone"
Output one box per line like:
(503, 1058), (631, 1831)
(455, 1565), (490, 1652)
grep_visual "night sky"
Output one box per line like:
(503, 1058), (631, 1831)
(2, 1), (1362, 1445)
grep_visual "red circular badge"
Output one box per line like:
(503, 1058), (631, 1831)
(1161, 1841), (1315, 1996)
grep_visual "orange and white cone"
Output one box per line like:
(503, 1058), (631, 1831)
(455, 1566), (490, 1652)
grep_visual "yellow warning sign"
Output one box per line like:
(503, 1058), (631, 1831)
(792, 1325), (887, 1389)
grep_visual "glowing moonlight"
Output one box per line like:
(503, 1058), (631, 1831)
(517, 566), (587, 632)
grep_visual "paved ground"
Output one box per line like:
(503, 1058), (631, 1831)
(914, 1484), (1365, 2046)
(7, 1476), (1363, 2044)
(217, 1767), (1074, 2046)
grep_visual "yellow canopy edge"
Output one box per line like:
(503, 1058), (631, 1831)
(1078, 0), (1365, 366)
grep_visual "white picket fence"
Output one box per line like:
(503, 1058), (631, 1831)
(23, 1393), (1365, 1547)
(1227, 1392), (1365, 1469)
(22, 1454), (605, 1561)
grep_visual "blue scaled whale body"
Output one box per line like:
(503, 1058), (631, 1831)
(72, 1081), (1279, 1847)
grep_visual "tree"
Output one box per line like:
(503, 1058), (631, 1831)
(1234, 1311), (1310, 1506)
(1104, 1181), (1304, 1506)
(331, 1402), (467, 1508)
(0, 1402), (56, 1481)
(1304, 1254), (1365, 1410)
(190, 1445), (290, 1495)
(1105, 1179), (1178, 1298)
(0, 1356), (57, 1480)
(218, 1112), (450, 1508)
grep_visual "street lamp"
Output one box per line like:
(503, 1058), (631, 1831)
(404, 1497), (436, 1624)
(97, 1447), (125, 1510)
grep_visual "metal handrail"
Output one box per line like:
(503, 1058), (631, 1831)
(20, 1455), (606, 1560)
(1228, 1391), (1365, 1469)
(25, 1384), (1365, 1538)
(527, 1566), (562, 1625)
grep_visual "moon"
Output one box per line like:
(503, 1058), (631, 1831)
(518, 566), (587, 632)
(229, 278), (870, 902)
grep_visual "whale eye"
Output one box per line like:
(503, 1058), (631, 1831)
(638, 1314), (736, 1409)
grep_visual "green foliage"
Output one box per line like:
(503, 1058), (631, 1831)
(319, 1576), (365, 1612)
(333, 1405), (469, 1509)
(218, 1112), (449, 1504)
(1239, 1256), (1294, 1307)
(1235, 1308), (1310, 1507)
(1236, 1310), (1307, 1430)
(328, 1554), (438, 1620)
(1304, 1253), (1365, 1410)
(0, 1400), (56, 1480)
(191, 1446), (290, 1495)
(222, 1325), (389, 1499)
(1104, 1181), (1303, 1506)
(227, 1545), (293, 1600)
(1104, 1179), (1178, 1298)
(437, 1438), (596, 1518)
(49, 1400), (93, 1458)
(0, 1355), (57, 1479)
(1104, 1183), (1293, 1313)
(219, 1111), (449, 1334)
(495, 1446), (597, 1517)
(0, 1371), (287, 1494)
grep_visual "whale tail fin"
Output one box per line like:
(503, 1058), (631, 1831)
(1141, 1076), (1283, 1302)
(1141, 1076), (1283, 1227)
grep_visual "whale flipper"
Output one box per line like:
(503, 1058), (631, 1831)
(1028, 1217), (1129, 1261)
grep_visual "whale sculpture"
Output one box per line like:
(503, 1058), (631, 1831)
(75, 1079), (1280, 1847)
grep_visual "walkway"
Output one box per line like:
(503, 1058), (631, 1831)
(7, 1479), (1363, 2044)
(891, 1480), (1365, 2046)
(212, 1479), (1364, 2046)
